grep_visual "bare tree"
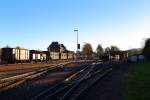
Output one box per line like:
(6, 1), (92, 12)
(82, 43), (93, 59)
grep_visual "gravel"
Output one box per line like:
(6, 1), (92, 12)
(0, 63), (89, 100)
(77, 62), (129, 100)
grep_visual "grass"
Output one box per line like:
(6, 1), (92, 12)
(123, 62), (150, 100)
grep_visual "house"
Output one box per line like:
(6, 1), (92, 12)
(107, 51), (128, 61)
(68, 51), (74, 60)
(1, 47), (30, 64)
(61, 51), (68, 60)
(60, 44), (66, 53)
(41, 51), (50, 61)
(47, 42), (61, 60)
(48, 41), (75, 60)
(74, 51), (86, 60)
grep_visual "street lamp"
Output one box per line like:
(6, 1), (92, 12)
(74, 30), (80, 52)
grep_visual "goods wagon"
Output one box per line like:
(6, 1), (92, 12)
(1, 48), (30, 63)
(30, 50), (49, 62)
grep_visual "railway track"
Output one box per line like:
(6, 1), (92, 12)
(61, 68), (112, 100)
(0, 62), (71, 92)
(30, 62), (112, 100)
(30, 64), (92, 100)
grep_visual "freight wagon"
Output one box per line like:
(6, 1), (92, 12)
(30, 50), (49, 62)
(1, 48), (30, 64)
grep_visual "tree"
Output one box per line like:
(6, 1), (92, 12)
(105, 47), (111, 54)
(110, 46), (120, 52)
(4, 45), (11, 48)
(82, 43), (93, 59)
(16, 46), (21, 49)
(128, 48), (142, 56)
(96, 44), (104, 59)
(92, 52), (98, 59)
(143, 38), (150, 61)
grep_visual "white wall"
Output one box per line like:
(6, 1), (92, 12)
(61, 53), (67, 59)
(68, 53), (74, 59)
(50, 52), (59, 60)
(41, 54), (46, 61)
(32, 53), (41, 60)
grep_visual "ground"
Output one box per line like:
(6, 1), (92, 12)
(0, 63), (54, 72)
(0, 62), (90, 100)
(1, 62), (149, 100)
(78, 62), (150, 100)
(0, 60), (70, 72)
(78, 62), (129, 100)
(123, 62), (150, 100)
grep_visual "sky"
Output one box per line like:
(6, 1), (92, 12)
(0, 0), (150, 51)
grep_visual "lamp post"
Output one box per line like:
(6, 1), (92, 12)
(74, 30), (79, 52)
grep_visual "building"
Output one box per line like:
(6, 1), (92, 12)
(47, 42), (74, 60)
(107, 51), (128, 61)
(68, 51), (74, 60)
(60, 44), (66, 53)
(47, 42), (61, 60)
(1, 47), (30, 64)
(74, 51), (86, 60)
(61, 51), (68, 60)
(42, 51), (50, 61)
(60, 44), (68, 60)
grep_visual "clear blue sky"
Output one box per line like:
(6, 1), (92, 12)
(0, 0), (150, 51)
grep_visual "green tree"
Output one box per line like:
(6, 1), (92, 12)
(96, 44), (104, 59)
(143, 38), (150, 61)
(110, 46), (120, 52)
(4, 45), (11, 48)
(82, 43), (93, 59)
(92, 52), (98, 59)
(128, 48), (142, 56)
(105, 47), (111, 54)
(16, 46), (25, 49)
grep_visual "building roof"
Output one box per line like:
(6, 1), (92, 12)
(48, 42), (66, 52)
(68, 51), (75, 54)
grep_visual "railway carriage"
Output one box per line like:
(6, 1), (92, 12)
(1, 47), (30, 64)
(30, 50), (49, 62)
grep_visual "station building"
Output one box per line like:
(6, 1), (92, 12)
(47, 42), (74, 60)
